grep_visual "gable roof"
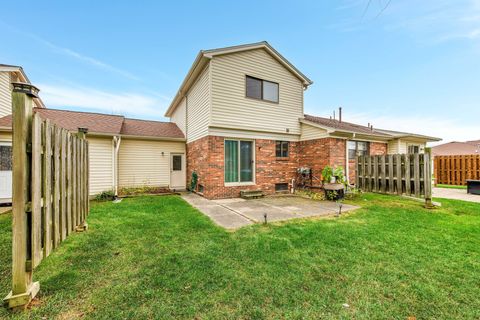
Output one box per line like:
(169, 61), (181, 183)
(302, 114), (392, 138)
(432, 141), (480, 156)
(164, 41), (312, 117)
(1, 63), (46, 108)
(0, 108), (185, 140)
(302, 114), (441, 142)
(120, 118), (184, 138)
(35, 108), (125, 134)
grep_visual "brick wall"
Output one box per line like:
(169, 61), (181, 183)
(298, 138), (346, 185)
(187, 136), (386, 199)
(187, 136), (299, 199)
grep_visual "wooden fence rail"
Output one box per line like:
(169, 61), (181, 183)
(355, 153), (432, 205)
(434, 155), (480, 186)
(4, 83), (89, 309)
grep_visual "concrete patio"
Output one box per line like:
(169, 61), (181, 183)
(181, 193), (359, 230)
(433, 187), (480, 203)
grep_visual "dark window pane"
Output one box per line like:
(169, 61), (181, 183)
(0, 145), (12, 171)
(276, 141), (289, 157)
(275, 141), (282, 157)
(172, 155), (182, 171)
(282, 141), (289, 157)
(348, 149), (357, 160)
(225, 140), (239, 182)
(275, 183), (289, 192)
(240, 141), (253, 182)
(246, 76), (262, 99)
(263, 81), (279, 102)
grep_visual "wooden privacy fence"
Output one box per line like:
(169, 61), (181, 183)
(434, 155), (480, 186)
(355, 153), (432, 204)
(4, 83), (89, 309)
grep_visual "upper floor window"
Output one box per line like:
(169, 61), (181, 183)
(348, 141), (369, 160)
(246, 76), (279, 103)
(276, 141), (289, 157)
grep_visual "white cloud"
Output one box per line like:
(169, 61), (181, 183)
(2, 21), (139, 81)
(343, 112), (478, 146)
(335, 0), (480, 45)
(38, 83), (169, 119)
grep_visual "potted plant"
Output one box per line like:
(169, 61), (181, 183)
(322, 166), (346, 201)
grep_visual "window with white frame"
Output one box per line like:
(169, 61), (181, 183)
(275, 141), (289, 158)
(348, 141), (369, 159)
(224, 140), (254, 183)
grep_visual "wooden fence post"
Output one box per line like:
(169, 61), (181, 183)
(76, 128), (89, 231)
(3, 83), (40, 309)
(424, 151), (434, 208)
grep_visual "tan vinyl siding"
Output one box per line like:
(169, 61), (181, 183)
(118, 139), (185, 188)
(210, 48), (303, 135)
(300, 123), (329, 141)
(388, 139), (426, 154)
(171, 96), (187, 135)
(88, 137), (114, 195)
(209, 127), (299, 141)
(0, 131), (12, 141)
(186, 64), (210, 143)
(0, 72), (11, 118)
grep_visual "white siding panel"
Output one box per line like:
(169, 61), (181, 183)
(118, 139), (185, 188)
(171, 97), (186, 135)
(0, 72), (11, 118)
(186, 65), (210, 143)
(388, 139), (426, 154)
(300, 123), (329, 141)
(88, 137), (114, 195)
(209, 127), (299, 141)
(211, 49), (304, 135)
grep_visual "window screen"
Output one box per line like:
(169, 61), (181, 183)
(0, 145), (12, 171)
(263, 81), (279, 102)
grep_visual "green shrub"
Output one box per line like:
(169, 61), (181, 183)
(95, 190), (115, 201)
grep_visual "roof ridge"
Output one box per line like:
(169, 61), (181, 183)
(305, 114), (372, 129)
(124, 117), (172, 124)
(35, 107), (125, 118)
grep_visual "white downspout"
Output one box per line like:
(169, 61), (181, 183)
(114, 136), (122, 196)
(346, 133), (356, 185)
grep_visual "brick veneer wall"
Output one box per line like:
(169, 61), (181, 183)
(298, 138), (346, 186)
(187, 136), (299, 199)
(187, 135), (387, 199)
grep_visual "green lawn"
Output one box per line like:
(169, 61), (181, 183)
(436, 184), (468, 190)
(1, 194), (479, 319)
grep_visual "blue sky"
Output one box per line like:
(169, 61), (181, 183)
(1, 0), (479, 144)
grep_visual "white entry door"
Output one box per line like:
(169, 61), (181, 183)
(0, 142), (13, 203)
(170, 153), (186, 190)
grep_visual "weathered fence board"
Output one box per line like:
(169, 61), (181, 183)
(356, 153), (432, 203)
(4, 83), (89, 309)
(435, 155), (480, 186)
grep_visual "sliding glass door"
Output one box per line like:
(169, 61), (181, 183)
(225, 140), (254, 183)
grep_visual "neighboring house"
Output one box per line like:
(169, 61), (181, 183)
(432, 140), (480, 157)
(0, 42), (442, 202)
(0, 66), (186, 203)
(165, 42), (441, 199)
